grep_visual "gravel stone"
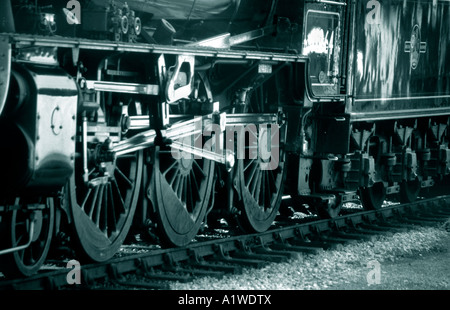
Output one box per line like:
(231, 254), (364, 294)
(170, 224), (450, 290)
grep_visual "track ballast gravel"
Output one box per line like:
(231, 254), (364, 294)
(170, 222), (450, 290)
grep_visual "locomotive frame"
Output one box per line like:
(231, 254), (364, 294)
(0, 0), (449, 278)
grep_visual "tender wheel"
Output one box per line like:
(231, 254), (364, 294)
(359, 181), (386, 210)
(148, 136), (215, 247)
(399, 179), (421, 203)
(66, 150), (143, 262)
(315, 195), (342, 219)
(0, 197), (54, 277)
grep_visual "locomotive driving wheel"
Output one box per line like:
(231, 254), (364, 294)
(67, 138), (143, 262)
(148, 134), (215, 247)
(232, 80), (286, 233)
(0, 197), (54, 277)
(234, 124), (286, 232)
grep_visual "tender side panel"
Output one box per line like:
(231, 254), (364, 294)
(349, 0), (450, 119)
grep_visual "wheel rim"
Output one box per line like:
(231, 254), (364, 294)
(235, 124), (286, 232)
(67, 150), (142, 262)
(149, 135), (215, 247)
(360, 181), (386, 210)
(0, 197), (54, 277)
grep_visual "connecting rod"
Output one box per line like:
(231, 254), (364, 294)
(112, 112), (280, 168)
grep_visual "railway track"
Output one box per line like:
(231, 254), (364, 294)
(1, 195), (449, 290)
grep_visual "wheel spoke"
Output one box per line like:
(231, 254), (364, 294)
(173, 172), (183, 198)
(260, 171), (266, 206)
(94, 185), (105, 227)
(265, 171), (272, 208)
(245, 160), (259, 187)
(268, 170), (277, 198)
(107, 183), (117, 233)
(252, 169), (262, 200)
(150, 142), (214, 246)
(187, 175), (195, 213)
(163, 160), (179, 178)
(182, 176), (188, 206)
(80, 187), (92, 211)
(190, 169), (200, 199)
(193, 159), (206, 178)
(115, 166), (134, 189)
(88, 186), (100, 219)
(244, 158), (256, 172)
(100, 185), (108, 233)
(112, 178), (126, 213)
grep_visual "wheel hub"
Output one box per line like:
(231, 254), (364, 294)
(90, 138), (117, 180)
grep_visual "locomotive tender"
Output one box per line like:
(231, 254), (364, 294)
(0, 0), (449, 277)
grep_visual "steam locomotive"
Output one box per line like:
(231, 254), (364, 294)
(0, 0), (449, 277)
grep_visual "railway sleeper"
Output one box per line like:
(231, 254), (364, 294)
(113, 279), (170, 290)
(213, 255), (267, 268)
(252, 245), (301, 260)
(289, 238), (341, 251)
(399, 216), (446, 226)
(161, 264), (225, 279)
(414, 213), (449, 222)
(329, 231), (376, 242)
(353, 223), (407, 234)
(317, 235), (358, 245)
(212, 245), (268, 268)
(231, 250), (288, 264)
(375, 221), (419, 233)
(431, 209), (450, 217)
(190, 261), (243, 275)
(144, 270), (192, 283)
(269, 242), (324, 255)
(254, 236), (303, 259)
(107, 263), (171, 289)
